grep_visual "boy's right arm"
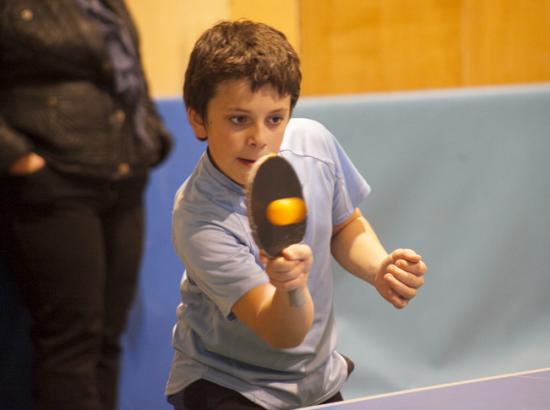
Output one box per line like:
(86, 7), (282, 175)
(232, 244), (314, 349)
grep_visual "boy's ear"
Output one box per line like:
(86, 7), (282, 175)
(187, 108), (207, 140)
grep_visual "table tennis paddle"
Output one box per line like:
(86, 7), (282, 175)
(246, 154), (307, 307)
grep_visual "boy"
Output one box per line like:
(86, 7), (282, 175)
(166, 20), (427, 409)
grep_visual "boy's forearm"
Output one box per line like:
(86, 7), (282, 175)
(233, 283), (314, 349)
(258, 287), (314, 348)
(331, 215), (388, 285)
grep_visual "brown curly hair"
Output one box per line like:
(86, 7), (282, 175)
(183, 20), (302, 126)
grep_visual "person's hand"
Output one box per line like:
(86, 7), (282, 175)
(260, 244), (313, 293)
(8, 153), (46, 175)
(374, 248), (427, 309)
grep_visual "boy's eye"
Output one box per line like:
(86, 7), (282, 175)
(230, 116), (248, 125)
(268, 115), (284, 125)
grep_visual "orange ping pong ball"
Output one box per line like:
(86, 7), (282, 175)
(266, 197), (307, 226)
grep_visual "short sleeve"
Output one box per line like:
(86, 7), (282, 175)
(173, 208), (268, 318)
(325, 129), (371, 225)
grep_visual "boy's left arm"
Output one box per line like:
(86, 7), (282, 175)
(330, 208), (427, 309)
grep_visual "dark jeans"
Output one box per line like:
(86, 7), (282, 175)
(1, 166), (146, 410)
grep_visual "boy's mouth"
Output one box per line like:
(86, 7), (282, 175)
(238, 158), (256, 167)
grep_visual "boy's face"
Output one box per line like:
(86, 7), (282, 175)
(188, 79), (291, 186)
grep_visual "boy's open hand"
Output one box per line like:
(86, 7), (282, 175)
(260, 244), (313, 293)
(375, 248), (427, 309)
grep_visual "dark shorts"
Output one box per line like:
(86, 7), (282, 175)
(167, 355), (355, 410)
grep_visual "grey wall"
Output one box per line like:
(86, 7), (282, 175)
(293, 84), (550, 399)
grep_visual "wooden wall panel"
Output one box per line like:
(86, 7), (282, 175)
(462, 0), (550, 85)
(299, 0), (550, 95)
(230, 0), (300, 50)
(127, 0), (300, 97)
(127, 0), (230, 97)
(127, 0), (550, 97)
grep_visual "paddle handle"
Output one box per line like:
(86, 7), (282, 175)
(289, 287), (305, 307)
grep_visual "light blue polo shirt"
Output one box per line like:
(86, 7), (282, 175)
(166, 118), (371, 409)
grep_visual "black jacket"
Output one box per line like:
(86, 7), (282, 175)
(0, 0), (173, 179)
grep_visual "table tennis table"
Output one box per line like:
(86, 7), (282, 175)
(300, 367), (550, 409)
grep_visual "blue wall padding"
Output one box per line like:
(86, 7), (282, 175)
(293, 84), (550, 398)
(118, 100), (204, 410)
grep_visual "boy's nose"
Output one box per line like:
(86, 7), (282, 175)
(247, 126), (268, 147)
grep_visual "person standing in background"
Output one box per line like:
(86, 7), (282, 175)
(0, 1), (173, 409)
